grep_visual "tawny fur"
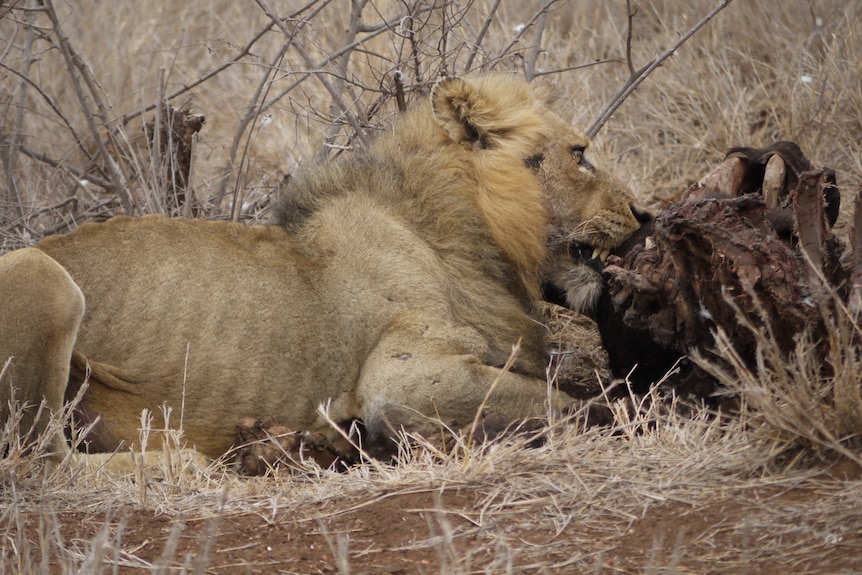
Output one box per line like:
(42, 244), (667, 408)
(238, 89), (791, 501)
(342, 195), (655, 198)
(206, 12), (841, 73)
(1, 74), (640, 464)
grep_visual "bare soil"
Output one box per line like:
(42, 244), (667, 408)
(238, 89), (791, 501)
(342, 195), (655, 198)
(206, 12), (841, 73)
(13, 462), (862, 574)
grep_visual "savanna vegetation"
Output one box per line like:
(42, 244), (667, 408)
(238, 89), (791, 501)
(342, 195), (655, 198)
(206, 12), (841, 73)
(2, 1), (861, 573)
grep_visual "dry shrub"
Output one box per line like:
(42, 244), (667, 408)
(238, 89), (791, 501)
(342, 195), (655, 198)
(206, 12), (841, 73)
(578, 1), (862, 214)
(695, 284), (862, 465)
(3, 1), (860, 239)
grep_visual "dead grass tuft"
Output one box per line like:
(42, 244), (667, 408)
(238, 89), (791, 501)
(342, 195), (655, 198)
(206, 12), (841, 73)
(696, 285), (862, 467)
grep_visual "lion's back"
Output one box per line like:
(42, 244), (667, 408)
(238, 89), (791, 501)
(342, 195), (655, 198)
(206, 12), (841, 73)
(35, 216), (322, 368)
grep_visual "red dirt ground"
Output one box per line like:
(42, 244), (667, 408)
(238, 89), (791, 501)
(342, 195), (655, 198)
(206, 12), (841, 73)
(13, 467), (862, 575)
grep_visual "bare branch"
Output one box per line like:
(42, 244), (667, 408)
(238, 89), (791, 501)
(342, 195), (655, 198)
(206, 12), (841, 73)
(0, 0), (20, 20)
(18, 145), (111, 190)
(402, 2), (425, 83)
(0, 60), (93, 161)
(586, 0), (735, 139)
(255, 0), (370, 154)
(121, 0), (326, 126)
(147, 68), (166, 214)
(213, 35), (295, 215)
(524, 5), (548, 81)
(214, 0), (405, 211)
(2, 0), (36, 224)
(625, 0), (638, 76)
(393, 70), (407, 112)
(314, 0), (371, 161)
(463, 0), (501, 73)
(530, 58), (624, 80)
(492, 0), (560, 72)
(212, 1), (335, 213)
(42, 0), (136, 214)
(39, 198), (117, 236)
(438, 1), (449, 77)
(850, 185), (862, 315)
(256, 19), (400, 119)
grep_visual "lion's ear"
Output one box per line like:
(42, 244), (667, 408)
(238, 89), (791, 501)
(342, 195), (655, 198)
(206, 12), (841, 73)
(431, 76), (489, 146)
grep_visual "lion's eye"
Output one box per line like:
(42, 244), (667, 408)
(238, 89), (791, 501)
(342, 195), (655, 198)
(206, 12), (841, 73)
(572, 146), (595, 172)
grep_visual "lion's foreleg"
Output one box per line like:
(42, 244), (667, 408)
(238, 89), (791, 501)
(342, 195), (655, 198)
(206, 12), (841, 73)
(0, 248), (84, 462)
(356, 340), (573, 458)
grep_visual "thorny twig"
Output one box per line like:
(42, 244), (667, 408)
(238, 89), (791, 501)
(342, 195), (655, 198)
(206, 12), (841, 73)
(587, 0), (735, 138)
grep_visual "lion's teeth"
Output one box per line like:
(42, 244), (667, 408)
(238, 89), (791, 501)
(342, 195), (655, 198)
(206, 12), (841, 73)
(591, 247), (611, 263)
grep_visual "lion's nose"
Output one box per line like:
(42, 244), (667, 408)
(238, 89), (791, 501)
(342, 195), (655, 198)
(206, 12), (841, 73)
(630, 203), (653, 224)
(612, 205), (655, 259)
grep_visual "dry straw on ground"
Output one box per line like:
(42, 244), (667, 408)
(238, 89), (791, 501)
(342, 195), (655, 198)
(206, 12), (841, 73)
(2, 1), (862, 573)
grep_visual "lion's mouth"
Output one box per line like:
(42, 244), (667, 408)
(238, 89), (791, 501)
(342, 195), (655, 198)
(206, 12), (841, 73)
(569, 242), (608, 271)
(567, 213), (656, 271)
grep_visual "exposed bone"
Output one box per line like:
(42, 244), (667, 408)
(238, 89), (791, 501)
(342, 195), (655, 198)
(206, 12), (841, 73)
(685, 156), (747, 201)
(762, 153), (786, 208)
(793, 170), (828, 281)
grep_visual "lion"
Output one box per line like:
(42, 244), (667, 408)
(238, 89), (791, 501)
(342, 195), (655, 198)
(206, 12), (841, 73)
(0, 74), (642, 468)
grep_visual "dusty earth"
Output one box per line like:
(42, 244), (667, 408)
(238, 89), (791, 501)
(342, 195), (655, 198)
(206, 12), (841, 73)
(11, 460), (862, 575)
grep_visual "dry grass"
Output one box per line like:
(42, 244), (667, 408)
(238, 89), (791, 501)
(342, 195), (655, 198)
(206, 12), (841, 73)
(3, 394), (860, 573)
(2, 0), (862, 572)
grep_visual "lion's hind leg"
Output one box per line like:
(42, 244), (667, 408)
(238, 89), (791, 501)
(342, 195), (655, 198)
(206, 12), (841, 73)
(0, 247), (84, 462)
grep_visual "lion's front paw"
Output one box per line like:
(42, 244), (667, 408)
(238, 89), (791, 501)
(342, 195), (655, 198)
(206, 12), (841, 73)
(233, 418), (354, 476)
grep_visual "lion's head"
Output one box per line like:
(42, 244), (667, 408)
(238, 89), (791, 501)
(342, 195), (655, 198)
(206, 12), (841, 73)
(427, 75), (645, 313)
(274, 74), (643, 318)
(534, 134), (651, 314)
